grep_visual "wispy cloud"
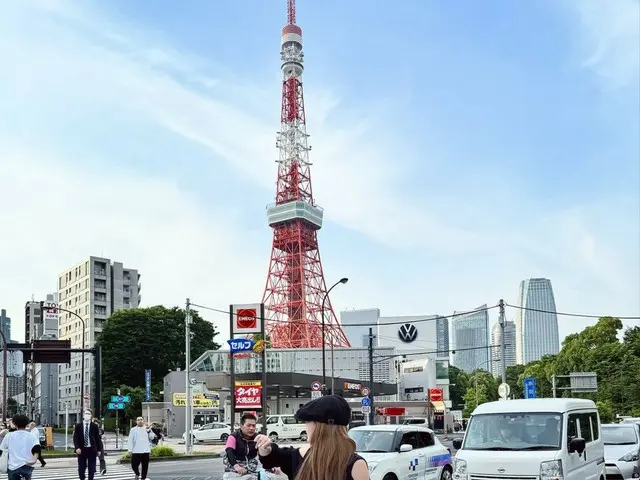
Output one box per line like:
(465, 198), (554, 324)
(0, 0), (637, 344)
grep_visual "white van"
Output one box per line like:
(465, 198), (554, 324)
(257, 414), (308, 442)
(452, 398), (606, 480)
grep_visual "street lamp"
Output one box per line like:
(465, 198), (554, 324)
(0, 328), (7, 421)
(321, 277), (348, 394)
(52, 305), (87, 416)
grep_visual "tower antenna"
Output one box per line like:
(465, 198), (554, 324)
(287, 0), (296, 25)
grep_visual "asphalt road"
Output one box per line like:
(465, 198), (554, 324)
(142, 458), (226, 480)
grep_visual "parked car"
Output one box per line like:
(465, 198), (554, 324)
(602, 423), (640, 480)
(349, 424), (453, 480)
(182, 422), (231, 443)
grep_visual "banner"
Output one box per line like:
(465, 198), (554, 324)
(234, 381), (262, 409)
(145, 369), (151, 402)
(172, 393), (220, 407)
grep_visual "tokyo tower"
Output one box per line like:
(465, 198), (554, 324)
(262, 0), (351, 349)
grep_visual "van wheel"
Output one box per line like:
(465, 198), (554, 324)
(220, 433), (229, 442)
(300, 432), (308, 441)
(382, 474), (398, 480)
(269, 432), (278, 442)
(440, 466), (453, 480)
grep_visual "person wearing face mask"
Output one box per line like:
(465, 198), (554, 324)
(73, 409), (103, 480)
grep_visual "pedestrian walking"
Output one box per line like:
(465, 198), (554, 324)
(92, 419), (106, 475)
(0, 414), (42, 480)
(73, 408), (103, 480)
(256, 395), (369, 480)
(127, 416), (156, 480)
(27, 422), (46, 467)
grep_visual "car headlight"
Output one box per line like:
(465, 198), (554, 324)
(452, 458), (468, 480)
(367, 462), (378, 473)
(540, 459), (563, 480)
(619, 451), (640, 462)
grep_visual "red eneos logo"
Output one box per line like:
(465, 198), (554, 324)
(236, 309), (257, 329)
(429, 388), (444, 402)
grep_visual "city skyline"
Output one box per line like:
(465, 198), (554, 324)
(0, 0), (638, 348)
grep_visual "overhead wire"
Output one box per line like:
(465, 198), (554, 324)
(505, 303), (640, 320)
(189, 302), (499, 327)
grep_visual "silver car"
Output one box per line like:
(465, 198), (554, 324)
(602, 423), (640, 480)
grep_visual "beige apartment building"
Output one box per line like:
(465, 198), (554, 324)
(57, 256), (141, 424)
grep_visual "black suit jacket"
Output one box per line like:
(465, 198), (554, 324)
(73, 422), (104, 454)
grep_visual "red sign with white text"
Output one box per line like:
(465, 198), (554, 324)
(236, 309), (258, 330)
(429, 387), (444, 402)
(234, 381), (262, 409)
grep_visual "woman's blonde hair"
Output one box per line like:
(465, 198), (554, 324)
(296, 422), (356, 480)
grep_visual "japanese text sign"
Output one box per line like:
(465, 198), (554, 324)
(234, 381), (262, 409)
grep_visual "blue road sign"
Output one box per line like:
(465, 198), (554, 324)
(524, 377), (537, 399)
(227, 339), (255, 353)
(108, 402), (125, 410)
(110, 395), (131, 403)
(361, 397), (372, 407)
(145, 369), (151, 402)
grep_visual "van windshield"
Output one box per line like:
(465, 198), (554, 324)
(463, 412), (562, 451)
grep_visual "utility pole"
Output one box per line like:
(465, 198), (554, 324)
(368, 328), (375, 425)
(185, 298), (193, 455)
(498, 299), (507, 385)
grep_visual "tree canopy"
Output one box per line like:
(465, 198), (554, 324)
(449, 317), (640, 418)
(98, 305), (220, 396)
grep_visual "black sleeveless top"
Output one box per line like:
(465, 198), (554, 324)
(259, 444), (365, 480)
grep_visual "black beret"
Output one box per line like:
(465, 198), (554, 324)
(295, 395), (351, 426)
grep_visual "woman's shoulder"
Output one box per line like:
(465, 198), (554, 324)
(348, 454), (369, 479)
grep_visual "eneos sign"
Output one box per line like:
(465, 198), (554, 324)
(231, 304), (262, 334)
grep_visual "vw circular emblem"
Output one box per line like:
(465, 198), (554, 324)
(398, 323), (418, 343)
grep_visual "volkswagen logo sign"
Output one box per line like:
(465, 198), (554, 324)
(398, 323), (418, 343)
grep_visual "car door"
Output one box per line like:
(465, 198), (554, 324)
(211, 423), (228, 441)
(197, 423), (214, 441)
(416, 431), (445, 480)
(398, 431), (426, 480)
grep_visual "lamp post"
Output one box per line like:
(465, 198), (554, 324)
(52, 305), (86, 416)
(0, 328), (7, 421)
(321, 277), (348, 394)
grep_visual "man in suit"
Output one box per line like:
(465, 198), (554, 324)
(73, 409), (103, 480)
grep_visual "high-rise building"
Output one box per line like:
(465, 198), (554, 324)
(0, 309), (11, 342)
(515, 278), (560, 364)
(436, 316), (449, 358)
(57, 256), (141, 424)
(491, 321), (516, 377)
(24, 293), (61, 424)
(451, 305), (490, 373)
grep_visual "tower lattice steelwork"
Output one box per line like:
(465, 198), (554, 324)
(262, 0), (350, 349)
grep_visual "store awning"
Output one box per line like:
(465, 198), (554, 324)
(431, 401), (446, 413)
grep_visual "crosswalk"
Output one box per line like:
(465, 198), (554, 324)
(0, 464), (132, 479)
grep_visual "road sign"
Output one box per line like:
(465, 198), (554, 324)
(311, 390), (322, 400)
(498, 383), (511, 399)
(524, 377), (537, 399)
(311, 381), (321, 392)
(361, 405), (371, 414)
(227, 339), (255, 353)
(428, 387), (444, 402)
(360, 386), (370, 397)
(361, 397), (371, 407)
(110, 395), (131, 403)
(107, 402), (125, 410)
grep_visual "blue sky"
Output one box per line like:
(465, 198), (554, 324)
(0, 0), (638, 344)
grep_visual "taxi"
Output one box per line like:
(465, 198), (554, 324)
(348, 424), (453, 480)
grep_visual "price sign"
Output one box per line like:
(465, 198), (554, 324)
(227, 339), (255, 353)
(235, 381), (262, 409)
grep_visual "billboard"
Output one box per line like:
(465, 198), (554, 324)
(42, 297), (59, 335)
(234, 381), (262, 409)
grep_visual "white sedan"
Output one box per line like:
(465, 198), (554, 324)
(348, 425), (453, 480)
(183, 422), (232, 443)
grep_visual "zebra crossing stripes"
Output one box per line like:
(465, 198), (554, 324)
(0, 464), (132, 479)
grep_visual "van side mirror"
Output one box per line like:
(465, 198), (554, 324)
(568, 437), (586, 454)
(399, 444), (413, 453)
(452, 439), (463, 450)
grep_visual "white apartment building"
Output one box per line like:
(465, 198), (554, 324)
(57, 256), (141, 424)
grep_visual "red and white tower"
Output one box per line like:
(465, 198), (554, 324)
(262, 0), (351, 349)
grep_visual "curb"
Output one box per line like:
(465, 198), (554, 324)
(117, 454), (221, 464)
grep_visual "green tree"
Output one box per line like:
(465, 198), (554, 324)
(522, 355), (557, 398)
(506, 364), (526, 399)
(98, 305), (220, 394)
(596, 401), (614, 424)
(448, 365), (470, 410)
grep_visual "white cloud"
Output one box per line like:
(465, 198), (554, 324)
(565, 0), (640, 90)
(0, 0), (637, 347)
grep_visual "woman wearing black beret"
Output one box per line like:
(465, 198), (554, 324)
(256, 395), (369, 480)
